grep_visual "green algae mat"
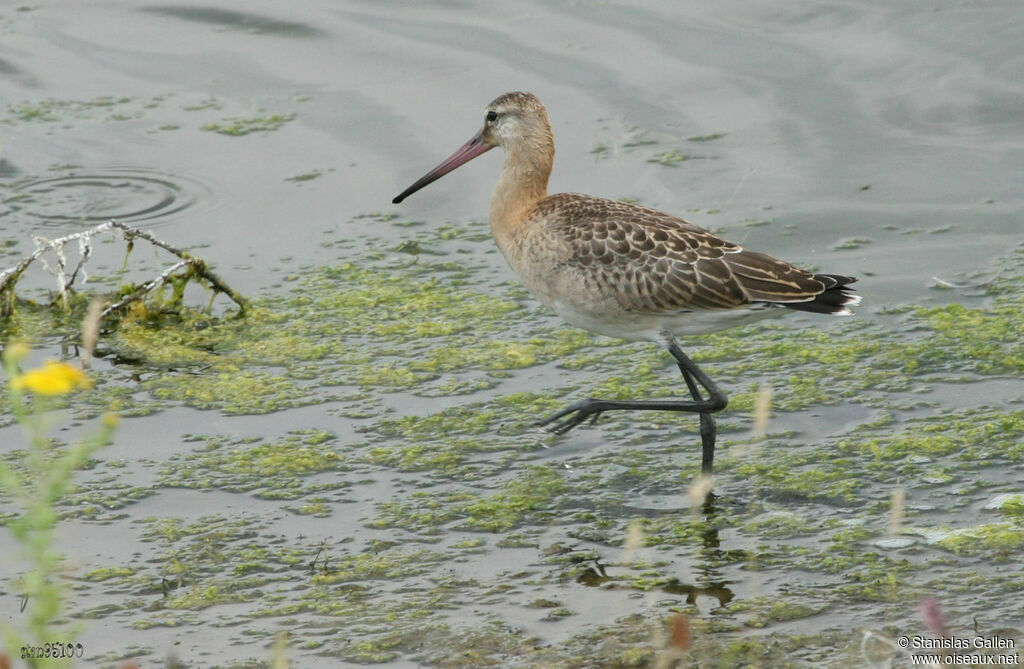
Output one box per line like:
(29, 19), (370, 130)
(3, 218), (1024, 667)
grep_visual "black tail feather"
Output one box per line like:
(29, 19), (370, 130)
(782, 274), (860, 315)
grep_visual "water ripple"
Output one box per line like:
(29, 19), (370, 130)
(3, 168), (215, 229)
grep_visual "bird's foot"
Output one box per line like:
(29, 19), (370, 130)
(536, 399), (607, 435)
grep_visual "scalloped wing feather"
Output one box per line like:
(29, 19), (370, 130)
(532, 193), (844, 315)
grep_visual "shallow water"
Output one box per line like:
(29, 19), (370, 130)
(1, 1), (1024, 667)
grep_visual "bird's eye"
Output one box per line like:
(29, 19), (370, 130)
(486, 110), (498, 122)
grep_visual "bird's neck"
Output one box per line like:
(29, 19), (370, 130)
(489, 139), (553, 246)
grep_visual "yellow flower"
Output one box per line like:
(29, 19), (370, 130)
(11, 360), (92, 395)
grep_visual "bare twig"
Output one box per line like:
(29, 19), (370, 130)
(101, 259), (189, 316)
(0, 223), (114, 296)
(0, 219), (248, 317)
(105, 220), (248, 313)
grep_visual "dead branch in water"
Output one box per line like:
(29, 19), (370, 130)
(0, 219), (248, 317)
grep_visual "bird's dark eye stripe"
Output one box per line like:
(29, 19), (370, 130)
(486, 110), (498, 122)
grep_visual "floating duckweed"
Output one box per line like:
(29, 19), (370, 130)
(370, 405), (503, 440)
(370, 468), (569, 534)
(311, 548), (446, 584)
(364, 442), (466, 473)
(158, 431), (346, 499)
(936, 523), (1024, 559)
(734, 456), (862, 503)
(290, 499), (329, 516)
(837, 406), (1024, 463)
(146, 369), (308, 414)
(61, 479), (153, 519)
(357, 364), (428, 390)
(167, 584), (252, 610)
(544, 607), (575, 620)
(371, 493), (463, 535)
(201, 113), (295, 135)
(7, 96), (135, 122)
(296, 264), (521, 341)
(647, 150), (689, 166)
(831, 237), (873, 250)
(459, 466), (568, 532)
(80, 566), (136, 582)
(742, 512), (819, 538)
(916, 303), (1024, 374)
(998, 497), (1024, 518)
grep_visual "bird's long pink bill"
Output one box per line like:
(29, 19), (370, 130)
(392, 130), (494, 203)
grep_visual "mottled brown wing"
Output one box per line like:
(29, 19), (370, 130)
(537, 194), (829, 314)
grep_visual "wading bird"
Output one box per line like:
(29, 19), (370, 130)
(393, 92), (859, 474)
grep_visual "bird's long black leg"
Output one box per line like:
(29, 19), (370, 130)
(677, 364), (716, 472)
(668, 338), (727, 474)
(535, 333), (728, 472)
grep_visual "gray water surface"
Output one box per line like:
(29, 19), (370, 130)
(2, 1), (1023, 667)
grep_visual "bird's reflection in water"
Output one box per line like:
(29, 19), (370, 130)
(575, 560), (612, 587)
(576, 492), (738, 609)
